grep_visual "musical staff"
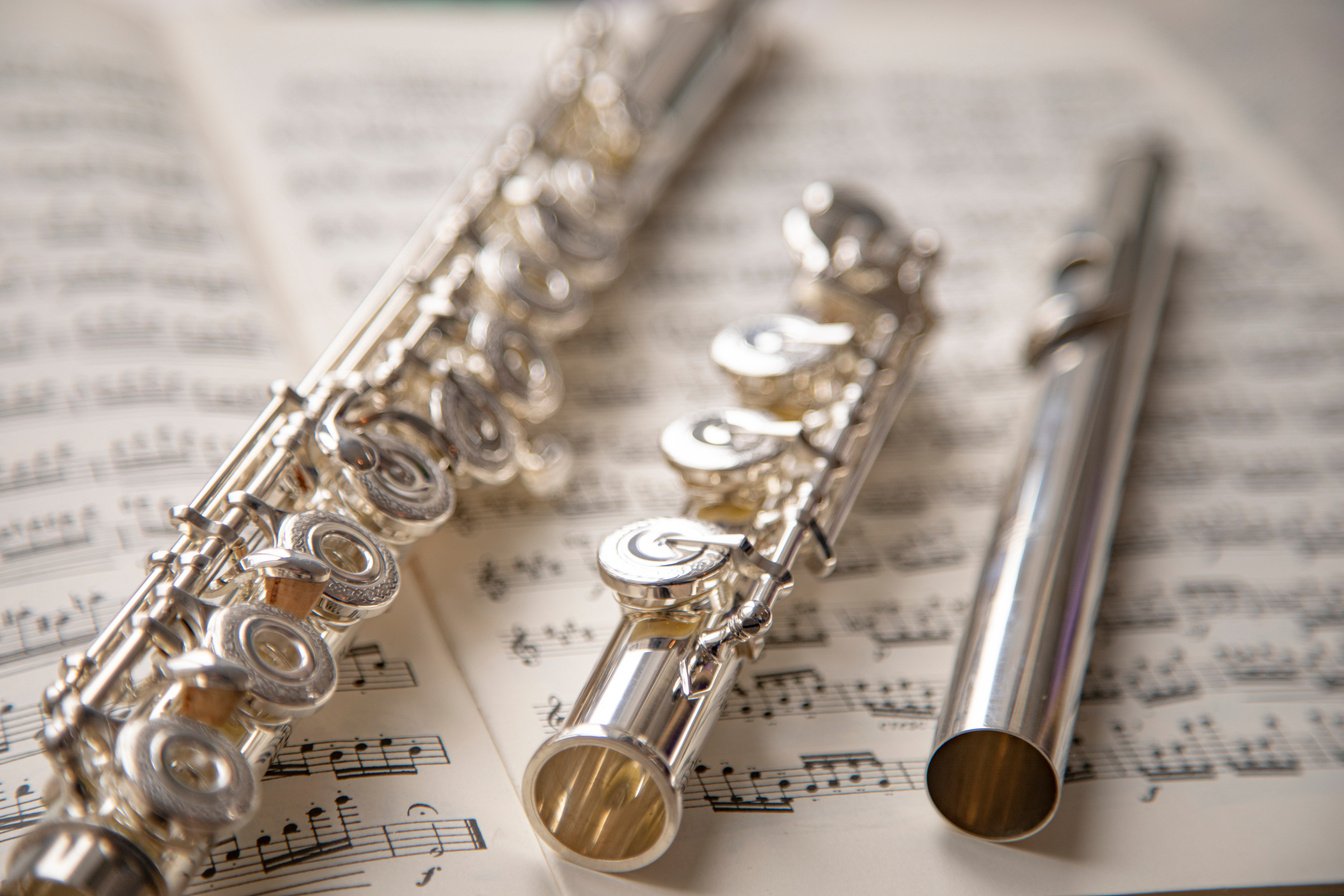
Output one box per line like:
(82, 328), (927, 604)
(687, 709), (1344, 815)
(0, 781), (42, 843)
(767, 601), (829, 647)
(0, 703), (44, 766)
(535, 649), (1344, 731)
(502, 621), (606, 666)
(0, 593), (110, 670)
(0, 506), (105, 588)
(265, 735), (449, 780)
(337, 643), (416, 692)
(190, 794), (486, 893)
(498, 573), (1344, 673)
(838, 597), (968, 656)
(0, 370), (270, 428)
(1097, 576), (1344, 634)
(474, 551), (569, 602)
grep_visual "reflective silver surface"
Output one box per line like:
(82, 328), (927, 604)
(1, 2), (764, 892)
(524, 183), (939, 871)
(926, 143), (1177, 841)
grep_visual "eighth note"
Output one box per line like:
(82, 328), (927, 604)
(417, 866), (441, 887)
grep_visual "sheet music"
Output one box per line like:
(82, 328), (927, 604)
(169, 3), (1344, 894)
(0, 0), (284, 859)
(2, 1), (1342, 894)
(0, 3), (557, 893)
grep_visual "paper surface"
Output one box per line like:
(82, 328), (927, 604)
(1, 1), (1341, 895)
(0, 4), (555, 894)
(0, 0), (281, 860)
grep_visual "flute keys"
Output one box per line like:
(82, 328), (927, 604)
(278, 511), (400, 623)
(164, 649), (249, 728)
(468, 313), (564, 423)
(335, 431), (455, 544)
(476, 237), (591, 338)
(783, 181), (903, 277)
(208, 604), (337, 720)
(598, 517), (730, 610)
(432, 370), (522, 485)
(5, 822), (163, 896)
(711, 313), (854, 412)
(505, 166), (624, 289)
(660, 407), (796, 493)
(239, 547), (330, 617)
(116, 717), (257, 835)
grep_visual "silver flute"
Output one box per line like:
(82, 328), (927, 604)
(2, 3), (763, 894)
(926, 143), (1176, 841)
(524, 183), (940, 872)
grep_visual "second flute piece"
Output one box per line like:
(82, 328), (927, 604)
(524, 182), (940, 872)
(926, 143), (1176, 841)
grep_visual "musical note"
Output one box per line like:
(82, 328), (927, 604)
(0, 593), (110, 671)
(879, 519), (967, 572)
(502, 621), (599, 665)
(0, 506), (104, 587)
(265, 735), (449, 780)
(686, 752), (916, 813)
(473, 551), (568, 602)
(688, 708), (1343, 817)
(0, 380), (57, 422)
(508, 627), (540, 666)
(0, 782), (44, 842)
(1097, 576), (1344, 634)
(0, 703), (44, 765)
(1125, 650), (1202, 704)
(840, 596), (966, 657)
(190, 793), (486, 892)
(338, 643), (417, 691)
(107, 427), (197, 476)
(1214, 643), (1302, 683)
(690, 762), (794, 813)
(767, 601), (828, 648)
(0, 443), (73, 495)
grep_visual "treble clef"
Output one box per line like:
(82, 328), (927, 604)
(545, 695), (566, 731)
(510, 626), (540, 666)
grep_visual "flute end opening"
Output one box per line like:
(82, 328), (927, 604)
(525, 739), (681, 872)
(926, 730), (1060, 841)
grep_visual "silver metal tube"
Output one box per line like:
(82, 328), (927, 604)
(525, 185), (940, 872)
(525, 611), (743, 872)
(619, 0), (763, 219)
(4, 3), (763, 893)
(926, 143), (1176, 841)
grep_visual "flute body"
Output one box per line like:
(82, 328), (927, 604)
(926, 144), (1176, 841)
(524, 183), (940, 871)
(2, 3), (763, 893)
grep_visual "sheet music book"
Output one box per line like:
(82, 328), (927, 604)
(1, 1), (1341, 894)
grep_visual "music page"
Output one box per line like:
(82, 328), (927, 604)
(0, 0), (283, 867)
(172, 4), (1344, 894)
(0, 3), (556, 894)
(3, 1), (1341, 895)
